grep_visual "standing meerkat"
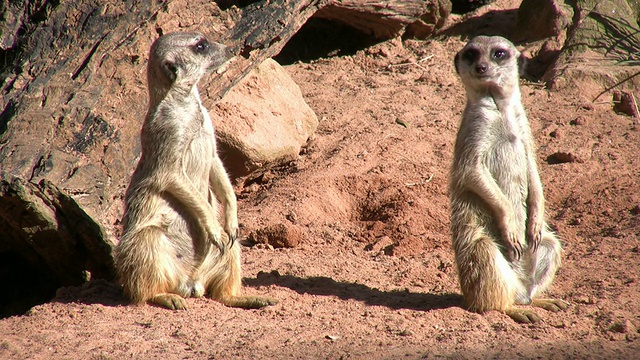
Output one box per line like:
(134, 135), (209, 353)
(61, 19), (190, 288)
(449, 35), (568, 323)
(115, 32), (277, 310)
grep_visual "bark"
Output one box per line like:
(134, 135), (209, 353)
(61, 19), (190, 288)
(316, 0), (451, 39)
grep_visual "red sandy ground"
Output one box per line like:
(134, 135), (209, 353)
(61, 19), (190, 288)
(1, 4), (639, 360)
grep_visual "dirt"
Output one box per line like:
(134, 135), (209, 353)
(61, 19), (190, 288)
(1, 3), (639, 359)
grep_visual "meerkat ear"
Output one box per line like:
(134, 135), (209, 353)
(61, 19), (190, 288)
(517, 53), (527, 77)
(162, 60), (179, 82)
(454, 52), (461, 74)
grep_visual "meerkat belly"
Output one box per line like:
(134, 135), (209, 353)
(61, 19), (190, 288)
(489, 132), (529, 228)
(156, 127), (216, 264)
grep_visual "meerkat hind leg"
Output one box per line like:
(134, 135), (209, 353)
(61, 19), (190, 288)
(527, 230), (569, 313)
(204, 244), (278, 309)
(150, 293), (189, 310)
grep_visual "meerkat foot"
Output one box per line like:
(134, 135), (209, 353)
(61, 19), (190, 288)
(192, 282), (205, 298)
(504, 308), (541, 324)
(219, 295), (279, 309)
(151, 293), (189, 310)
(532, 298), (569, 312)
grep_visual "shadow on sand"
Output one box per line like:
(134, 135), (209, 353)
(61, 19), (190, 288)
(245, 271), (464, 312)
(45, 273), (463, 314)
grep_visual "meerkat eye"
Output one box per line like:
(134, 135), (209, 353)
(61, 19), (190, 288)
(493, 49), (508, 60)
(194, 39), (210, 54)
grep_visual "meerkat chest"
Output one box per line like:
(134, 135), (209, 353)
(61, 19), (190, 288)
(487, 110), (529, 185)
(182, 107), (215, 184)
(487, 105), (526, 151)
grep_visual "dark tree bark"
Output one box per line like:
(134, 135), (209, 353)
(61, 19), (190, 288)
(316, 0), (451, 39)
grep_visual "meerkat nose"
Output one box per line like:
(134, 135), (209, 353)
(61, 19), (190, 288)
(476, 63), (488, 74)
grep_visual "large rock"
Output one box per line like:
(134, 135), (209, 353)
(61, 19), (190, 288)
(515, 0), (573, 42)
(0, 177), (114, 317)
(542, 0), (640, 96)
(513, 0), (574, 79)
(213, 58), (319, 178)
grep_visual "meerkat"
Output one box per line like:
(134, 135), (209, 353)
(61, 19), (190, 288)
(115, 32), (277, 310)
(449, 35), (568, 323)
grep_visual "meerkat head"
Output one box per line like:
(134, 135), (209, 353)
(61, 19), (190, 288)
(454, 36), (525, 96)
(147, 32), (232, 97)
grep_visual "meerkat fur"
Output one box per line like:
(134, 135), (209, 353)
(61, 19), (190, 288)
(115, 32), (277, 310)
(449, 35), (568, 323)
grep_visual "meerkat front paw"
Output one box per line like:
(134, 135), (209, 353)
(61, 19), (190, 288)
(205, 223), (226, 253)
(225, 225), (239, 248)
(526, 209), (544, 252)
(500, 217), (523, 262)
(225, 224), (239, 249)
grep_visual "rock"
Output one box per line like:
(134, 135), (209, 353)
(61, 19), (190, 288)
(609, 319), (637, 334)
(515, 0), (573, 42)
(451, 0), (495, 14)
(364, 235), (395, 254)
(513, 0), (574, 79)
(246, 223), (303, 248)
(0, 0), (48, 50)
(612, 90), (640, 118)
(543, 0), (640, 98)
(0, 177), (114, 316)
(213, 58), (319, 178)
(404, 0), (452, 39)
(570, 116), (588, 126)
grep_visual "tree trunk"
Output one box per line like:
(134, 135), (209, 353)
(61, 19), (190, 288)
(316, 0), (451, 39)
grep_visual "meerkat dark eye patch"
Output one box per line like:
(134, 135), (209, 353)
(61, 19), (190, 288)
(193, 39), (210, 54)
(462, 48), (480, 63)
(492, 48), (508, 60)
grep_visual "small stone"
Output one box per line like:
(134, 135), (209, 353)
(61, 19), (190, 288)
(574, 295), (592, 304)
(247, 223), (302, 248)
(550, 319), (568, 328)
(613, 91), (640, 118)
(609, 320), (636, 334)
(365, 235), (395, 254)
(570, 116), (587, 126)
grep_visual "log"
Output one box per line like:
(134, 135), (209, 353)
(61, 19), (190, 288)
(202, 0), (328, 104)
(316, 0), (451, 39)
